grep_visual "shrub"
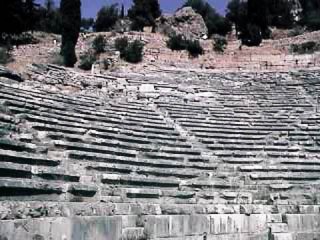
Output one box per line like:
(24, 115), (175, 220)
(123, 40), (144, 63)
(78, 51), (97, 70)
(213, 36), (227, 53)
(290, 41), (320, 54)
(115, 37), (144, 63)
(92, 35), (106, 54)
(288, 26), (306, 37)
(0, 47), (12, 65)
(186, 40), (204, 57)
(50, 52), (64, 66)
(166, 34), (187, 51)
(115, 37), (129, 57)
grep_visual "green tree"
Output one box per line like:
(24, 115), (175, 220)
(81, 18), (94, 31)
(95, 4), (119, 32)
(121, 4), (125, 19)
(184, 0), (232, 36)
(24, 0), (38, 32)
(60, 0), (81, 67)
(128, 0), (161, 31)
(35, 0), (62, 34)
(226, 0), (248, 36)
(0, 0), (25, 36)
(300, 0), (320, 30)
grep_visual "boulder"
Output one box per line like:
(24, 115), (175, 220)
(155, 7), (208, 40)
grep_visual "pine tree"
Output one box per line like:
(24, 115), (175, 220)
(60, 0), (81, 67)
(25, 0), (38, 32)
(121, 4), (125, 19)
(0, 0), (25, 36)
(128, 0), (161, 31)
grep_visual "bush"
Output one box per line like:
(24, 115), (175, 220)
(166, 34), (204, 57)
(290, 41), (320, 54)
(78, 51), (97, 70)
(186, 40), (204, 57)
(115, 37), (129, 57)
(0, 47), (12, 65)
(166, 34), (187, 51)
(123, 40), (144, 63)
(288, 26), (306, 37)
(213, 36), (227, 53)
(50, 52), (64, 66)
(92, 35), (106, 54)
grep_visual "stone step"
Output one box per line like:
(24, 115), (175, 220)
(0, 162), (32, 179)
(198, 134), (267, 141)
(32, 166), (80, 182)
(268, 223), (289, 233)
(71, 150), (217, 171)
(240, 165), (320, 173)
(191, 128), (274, 135)
(122, 227), (145, 240)
(48, 131), (199, 156)
(249, 173), (320, 181)
(183, 179), (239, 190)
(280, 159), (320, 165)
(86, 162), (202, 179)
(0, 178), (64, 197)
(90, 129), (187, 143)
(55, 140), (138, 158)
(0, 84), (99, 107)
(223, 158), (264, 164)
(207, 144), (300, 152)
(0, 149), (60, 166)
(101, 174), (180, 188)
(181, 123), (295, 132)
(67, 183), (98, 197)
(272, 233), (293, 240)
(0, 139), (37, 153)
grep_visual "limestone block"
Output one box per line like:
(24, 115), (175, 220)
(0, 216), (122, 240)
(140, 84), (155, 93)
(170, 215), (210, 237)
(268, 223), (289, 233)
(210, 214), (268, 235)
(272, 233), (293, 240)
(286, 214), (320, 232)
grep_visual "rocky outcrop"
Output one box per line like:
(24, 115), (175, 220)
(155, 7), (208, 40)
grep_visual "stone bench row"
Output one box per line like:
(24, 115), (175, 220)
(2, 200), (319, 221)
(1, 91), (165, 126)
(0, 85), (100, 109)
(0, 162), (80, 182)
(0, 86), (100, 108)
(48, 131), (195, 153)
(0, 178), (97, 200)
(68, 150), (217, 171)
